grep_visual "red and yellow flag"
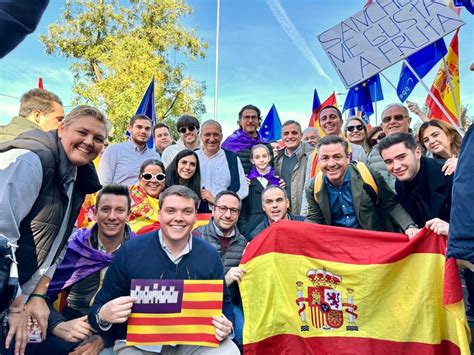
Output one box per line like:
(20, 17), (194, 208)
(126, 279), (223, 347)
(426, 29), (460, 125)
(240, 221), (470, 354)
(308, 92), (337, 135)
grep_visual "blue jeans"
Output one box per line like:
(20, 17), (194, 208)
(232, 303), (244, 346)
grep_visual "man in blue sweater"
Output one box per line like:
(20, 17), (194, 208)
(88, 185), (238, 354)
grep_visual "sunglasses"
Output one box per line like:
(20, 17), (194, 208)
(370, 133), (386, 146)
(141, 172), (166, 181)
(178, 126), (197, 134)
(347, 125), (363, 132)
(381, 114), (407, 124)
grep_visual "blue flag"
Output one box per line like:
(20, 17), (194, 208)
(259, 104), (282, 143)
(396, 39), (447, 102)
(343, 74), (382, 112)
(312, 89), (321, 112)
(454, 0), (474, 14)
(126, 78), (156, 148)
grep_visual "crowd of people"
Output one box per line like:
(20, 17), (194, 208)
(0, 87), (472, 354)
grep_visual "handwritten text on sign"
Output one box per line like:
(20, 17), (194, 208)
(318, 0), (464, 89)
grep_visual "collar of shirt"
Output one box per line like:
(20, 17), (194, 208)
(284, 143), (302, 158)
(126, 139), (148, 153)
(158, 230), (193, 264)
(200, 147), (223, 159)
(212, 220), (236, 238)
(97, 236), (123, 255)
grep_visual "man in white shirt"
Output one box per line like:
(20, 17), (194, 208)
(196, 120), (248, 209)
(98, 114), (159, 186)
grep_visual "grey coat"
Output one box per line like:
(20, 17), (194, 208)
(194, 220), (247, 304)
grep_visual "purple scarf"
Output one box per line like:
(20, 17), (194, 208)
(221, 129), (265, 153)
(47, 224), (136, 296)
(247, 166), (280, 186)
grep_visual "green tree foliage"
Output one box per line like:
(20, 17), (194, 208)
(41, 0), (207, 140)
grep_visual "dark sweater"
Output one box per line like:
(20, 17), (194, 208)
(88, 231), (234, 341)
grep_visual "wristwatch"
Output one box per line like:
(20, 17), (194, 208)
(95, 307), (112, 331)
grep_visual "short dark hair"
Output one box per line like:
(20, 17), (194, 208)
(139, 159), (165, 176)
(153, 122), (170, 136)
(282, 120), (302, 133)
(19, 88), (63, 117)
(214, 190), (242, 209)
(238, 104), (261, 121)
(378, 133), (417, 154)
(165, 149), (201, 197)
(129, 114), (152, 126)
(317, 135), (349, 156)
(318, 105), (342, 122)
(159, 185), (200, 210)
(261, 185), (288, 204)
(96, 184), (132, 211)
(176, 115), (200, 131)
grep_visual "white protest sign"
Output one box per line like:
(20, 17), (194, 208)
(318, 0), (465, 89)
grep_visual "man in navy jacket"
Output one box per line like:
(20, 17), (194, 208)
(88, 185), (238, 354)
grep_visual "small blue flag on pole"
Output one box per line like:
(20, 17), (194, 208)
(126, 78), (156, 148)
(259, 104), (282, 143)
(396, 39), (447, 102)
(343, 74), (382, 112)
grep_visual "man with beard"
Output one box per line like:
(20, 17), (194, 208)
(98, 114), (159, 186)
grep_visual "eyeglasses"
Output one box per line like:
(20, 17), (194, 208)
(178, 126), (197, 134)
(141, 172), (166, 181)
(347, 125), (363, 132)
(370, 133), (386, 146)
(214, 205), (240, 216)
(241, 115), (259, 121)
(381, 114), (407, 124)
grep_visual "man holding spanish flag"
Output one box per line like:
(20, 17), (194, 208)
(88, 186), (238, 354)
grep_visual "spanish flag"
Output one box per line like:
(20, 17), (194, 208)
(240, 221), (470, 354)
(126, 279), (223, 347)
(426, 29), (460, 125)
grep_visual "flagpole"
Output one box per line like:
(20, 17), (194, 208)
(442, 55), (461, 122)
(403, 60), (464, 135)
(214, 0), (221, 121)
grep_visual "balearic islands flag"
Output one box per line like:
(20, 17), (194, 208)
(240, 221), (469, 354)
(127, 279), (223, 347)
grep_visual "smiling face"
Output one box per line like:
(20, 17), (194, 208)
(177, 154), (198, 181)
(251, 146), (271, 172)
(302, 130), (319, 147)
(381, 106), (411, 136)
(345, 119), (366, 144)
(212, 194), (240, 234)
(262, 188), (289, 223)
(318, 143), (350, 187)
(239, 109), (260, 137)
(94, 193), (130, 240)
(159, 194), (196, 246)
(139, 164), (165, 198)
(282, 123), (302, 153)
(58, 116), (106, 166)
(380, 142), (421, 182)
(421, 126), (451, 158)
(179, 125), (199, 147)
(154, 127), (172, 153)
(319, 107), (342, 136)
(201, 122), (223, 156)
